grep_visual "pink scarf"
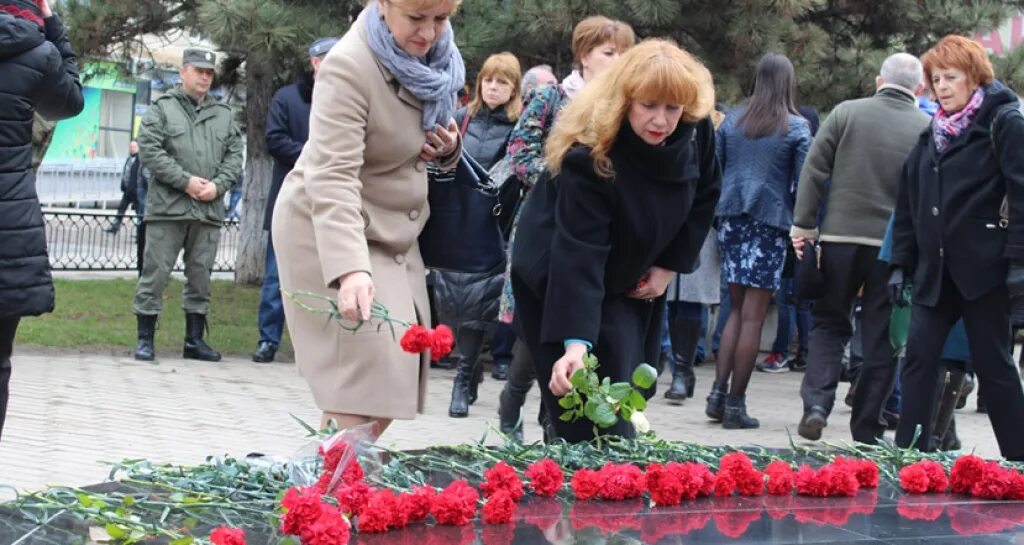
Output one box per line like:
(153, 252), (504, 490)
(932, 88), (984, 153)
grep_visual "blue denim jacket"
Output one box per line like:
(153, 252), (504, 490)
(715, 107), (812, 230)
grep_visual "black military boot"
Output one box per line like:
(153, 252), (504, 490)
(449, 359), (474, 418)
(723, 394), (760, 429)
(134, 314), (157, 361)
(705, 380), (728, 421)
(183, 313), (221, 362)
(665, 318), (701, 403)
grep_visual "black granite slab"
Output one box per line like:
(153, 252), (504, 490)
(4, 480), (1024, 545)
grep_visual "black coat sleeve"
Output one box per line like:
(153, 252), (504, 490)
(265, 89), (305, 166)
(540, 149), (614, 346)
(33, 15), (83, 121)
(891, 158), (918, 272)
(654, 118), (722, 273)
(994, 108), (1024, 260)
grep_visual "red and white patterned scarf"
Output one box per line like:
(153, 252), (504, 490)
(932, 87), (984, 153)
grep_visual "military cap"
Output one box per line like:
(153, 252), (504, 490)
(308, 37), (339, 58)
(183, 48), (217, 69)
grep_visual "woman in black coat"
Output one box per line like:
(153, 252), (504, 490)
(0, 0), (83, 440)
(891, 35), (1024, 460)
(436, 53), (522, 418)
(511, 40), (720, 442)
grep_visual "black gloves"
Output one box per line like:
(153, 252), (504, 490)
(888, 268), (908, 307)
(1008, 264), (1024, 297)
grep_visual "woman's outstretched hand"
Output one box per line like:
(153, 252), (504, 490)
(549, 343), (588, 396)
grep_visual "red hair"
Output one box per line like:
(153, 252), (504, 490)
(922, 35), (995, 94)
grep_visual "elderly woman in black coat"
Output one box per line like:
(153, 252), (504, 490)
(891, 35), (1024, 460)
(0, 0), (83, 440)
(511, 40), (720, 443)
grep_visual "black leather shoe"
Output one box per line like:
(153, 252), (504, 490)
(722, 394), (760, 429)
(798, 406), (828, 441)
(491, 361), (509, 380)
(705, 380), (728, 421)
(252, 342), (277, 363)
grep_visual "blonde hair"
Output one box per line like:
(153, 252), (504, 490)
(546, 39), (716, 178)
(375, 0), (463, 12)
(572, 16), (635, 64)
(467, 52), (523, 121)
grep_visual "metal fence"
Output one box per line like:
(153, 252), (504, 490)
(43, 209), (240, 272)
(36, 158), (126, 207)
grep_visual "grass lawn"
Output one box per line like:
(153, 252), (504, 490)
(15, 278), (293, 358)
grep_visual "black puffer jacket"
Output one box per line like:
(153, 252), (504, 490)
(433, 267), (504, 331)
(0, 10), (84, 318)
(454, 105), (515, 170)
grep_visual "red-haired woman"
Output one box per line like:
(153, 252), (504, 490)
(891, 35), (1024, 460)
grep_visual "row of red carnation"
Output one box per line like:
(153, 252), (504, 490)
(899, 454), (1024, 499)
(206, 451), (1024, 545)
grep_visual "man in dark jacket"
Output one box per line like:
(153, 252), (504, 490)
(133, 48), (244, 362)
(252, 37), (336, 363)
(106, 140), (148, 233)
(0, 0), (83, 440)
(790, 53), (930, 444)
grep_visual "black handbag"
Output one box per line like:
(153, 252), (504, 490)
(419, 153), (506, 273)
(794, 241), (827, 301)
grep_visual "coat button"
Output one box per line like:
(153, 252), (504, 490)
(931, 207), (939, 216)
(409, 209), (420, 221)
(394, 253), (406, 265)
(415, 161), (426, 172)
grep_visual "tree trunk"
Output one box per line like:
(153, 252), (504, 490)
(234, 53), (275, 285)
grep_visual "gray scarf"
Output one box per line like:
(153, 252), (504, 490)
(364, 2), (465, 130)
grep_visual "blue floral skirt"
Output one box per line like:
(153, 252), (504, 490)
(718, 215), (788, 291)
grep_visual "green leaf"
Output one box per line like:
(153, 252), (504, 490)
(601, 376), (611, 389)
(104, 524), (127, 539)
(631, 363), (658, 389)
(121, 496), (136, 507)
(558, 395), (576, 409)
(569, 368), (590, 391)
(589, 400), (618, 428)
(608, 383), (632, 401)
(583, 398), (601, 423)
(170, 537), (195, 545)
(627, 390), (647, 411)
(559, 411), (575, 422)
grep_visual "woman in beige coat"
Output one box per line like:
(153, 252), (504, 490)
(272, 0), (464, 435)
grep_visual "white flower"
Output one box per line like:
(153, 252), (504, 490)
(630, 411), (651, 433)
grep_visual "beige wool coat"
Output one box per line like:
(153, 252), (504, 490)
(272, 11), (460, 419)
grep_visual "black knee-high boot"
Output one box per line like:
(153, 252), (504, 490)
(666, 317), (701, 402)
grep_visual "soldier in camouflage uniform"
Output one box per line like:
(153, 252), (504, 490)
(133, 48), (243, 362)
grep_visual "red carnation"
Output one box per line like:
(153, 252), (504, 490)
(314, 471), (335, 495)
(482, 490), (516, 524)
(400, 485), (435, 522)
(645, 463), (685, 506)
(358, 488), (401, 533)
(713, 472), (736, 497)
(279, 486), (325, 536)
(401, 324), (432, 354)
(919, 460), (949, 493)
(210, 526), (246, 545)
(718, 452), (764, 497)
(899, 465), (931, 494)
(431, 480), (478, 526)
(319, 441), (346, 473)
(334, 481), (372, 516)
(1007, 471), (1024, 500)
(571, 468), (602, 501)
(824, 464), (860, 497)
(302, 509), (351, 545)
(524, 459), (564, 497)
(764, 461), (795, 496)
(950, 455), (986, 495)
(673, 462), (715, 498)
(971, 461), (1013, 500)
(481, 462), (525, 503)
(598, 463), (645, 501)
(430, 325), (455, 361)
(834, 458), (881, 489)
